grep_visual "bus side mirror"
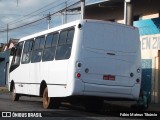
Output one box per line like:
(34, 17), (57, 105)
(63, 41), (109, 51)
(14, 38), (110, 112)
(10, 47), (16, 56)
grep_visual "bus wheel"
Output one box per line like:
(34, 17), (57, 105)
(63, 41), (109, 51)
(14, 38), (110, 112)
(12, 86), (20, 101)
(43, 87), (61, 109)
(84, 97), (104, 112)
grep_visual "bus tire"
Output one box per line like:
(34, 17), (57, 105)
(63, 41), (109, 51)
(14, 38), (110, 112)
(12, 85), (20, 101)
(43, 87), (61, 109)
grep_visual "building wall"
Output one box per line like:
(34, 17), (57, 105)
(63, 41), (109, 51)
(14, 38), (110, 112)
(134, 18), (160, 103)
(85, 0), (160, 22)
(0, 50), (10, 86)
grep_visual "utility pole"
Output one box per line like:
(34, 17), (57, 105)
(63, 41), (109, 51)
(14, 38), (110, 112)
(124, 0), (133, 25)
(64, 1), (67, 24)
(62, 1), (67, 24)
(46, 12), (51, 29)
(81, 0), (85, 19)
(17, 0), (19, 7)
(7, 24), (9, 44)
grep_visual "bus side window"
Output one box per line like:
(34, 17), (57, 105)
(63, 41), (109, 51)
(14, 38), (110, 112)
(55, 28), (75, 60)
(67, 29), (74, 44)
(31, 36), (45, 63)
(42, 32), (59, 62)
(58, 30), (67, 45)
(21, 40), (34, 64)
(10, 42), (24, 72)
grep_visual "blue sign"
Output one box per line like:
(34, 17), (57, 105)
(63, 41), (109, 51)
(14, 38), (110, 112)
(134, 18), (160, 36)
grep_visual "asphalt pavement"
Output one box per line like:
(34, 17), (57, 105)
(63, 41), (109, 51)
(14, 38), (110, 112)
(0, 87), (160, 119)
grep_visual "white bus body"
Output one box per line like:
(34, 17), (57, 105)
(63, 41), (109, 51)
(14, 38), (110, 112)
(9, 19), (141, 109)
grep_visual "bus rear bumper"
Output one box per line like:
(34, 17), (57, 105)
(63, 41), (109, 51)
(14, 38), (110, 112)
(83, 83), (140, 100)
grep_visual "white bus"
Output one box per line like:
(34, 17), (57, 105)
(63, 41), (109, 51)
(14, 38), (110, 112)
(8, 19), (141, 111)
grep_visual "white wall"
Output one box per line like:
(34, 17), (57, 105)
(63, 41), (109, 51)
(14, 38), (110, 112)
(140, 34), (160, 103)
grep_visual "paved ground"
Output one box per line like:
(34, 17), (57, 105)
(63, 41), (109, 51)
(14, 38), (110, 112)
(0, 92), (126, 120)
(0, 89), (159, 119)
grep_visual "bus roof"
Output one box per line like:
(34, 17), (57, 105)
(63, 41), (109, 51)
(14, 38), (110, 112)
(19, 19), (137, 42)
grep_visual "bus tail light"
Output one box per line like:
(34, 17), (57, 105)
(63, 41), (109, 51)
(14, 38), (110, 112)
(76, 73), (81, 78)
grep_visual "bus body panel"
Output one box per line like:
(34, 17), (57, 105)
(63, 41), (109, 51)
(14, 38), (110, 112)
(78, 21), (141, 99)
(10, 65), (26, 94)
(9, 19), (141, 100)
(48, 60), (68, 85)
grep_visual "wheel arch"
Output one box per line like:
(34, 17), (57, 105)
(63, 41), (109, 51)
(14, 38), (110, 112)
(10, 80), (15, 92)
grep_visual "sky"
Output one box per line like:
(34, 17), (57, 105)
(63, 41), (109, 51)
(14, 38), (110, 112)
(0, 0), (106, 43)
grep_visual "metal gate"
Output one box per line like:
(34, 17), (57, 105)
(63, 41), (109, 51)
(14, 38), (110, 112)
(0, 50), (10, 86)
(141, 59), (152, 102)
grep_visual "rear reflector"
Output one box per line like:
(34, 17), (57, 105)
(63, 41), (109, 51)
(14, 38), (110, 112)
(76, 73), (81, 78)
(103, 75), (115, 80)
(136, 78), (140, 83)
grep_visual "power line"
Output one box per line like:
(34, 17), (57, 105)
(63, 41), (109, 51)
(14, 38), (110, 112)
(1, 17), (47, 37)
(8, 0), (65, 25)
(0, 0), (80, 30)
(0, 0), (81, 33)
(0, 0), (65, 29)
(2, 0), (78, 27)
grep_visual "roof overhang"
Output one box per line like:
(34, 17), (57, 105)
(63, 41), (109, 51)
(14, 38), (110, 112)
(68, 0), (124, 11)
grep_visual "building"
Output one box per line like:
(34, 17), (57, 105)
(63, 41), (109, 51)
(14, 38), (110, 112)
(83, 0), (160, 104)
(0, 39), (18, 86)
(0, 50), (10, 86)
(0, 43), (4, 52)
(3, 39), (19, 51)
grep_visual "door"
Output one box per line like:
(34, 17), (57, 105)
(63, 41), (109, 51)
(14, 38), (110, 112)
(5, 62), (9, 86)
(10, 42), (24, 93)
(21, 40), (34, 94)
